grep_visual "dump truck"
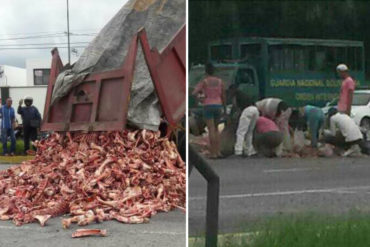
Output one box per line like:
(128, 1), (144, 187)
(189, 37), (367, 135)
(42, 0), (186, 157)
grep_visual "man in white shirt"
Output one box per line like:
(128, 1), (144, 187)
(324, 108), (363, 156)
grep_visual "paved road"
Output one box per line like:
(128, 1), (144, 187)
(189, 156), (370, 236)
(0, 164), (185, 247)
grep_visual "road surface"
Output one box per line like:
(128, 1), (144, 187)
(189, 156), (370, 235)
(0, 164), (185, 247)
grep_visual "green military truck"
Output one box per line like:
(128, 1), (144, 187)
(189, 37), (366, 109)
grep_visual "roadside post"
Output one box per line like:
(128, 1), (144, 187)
(189, 145), (220, 247)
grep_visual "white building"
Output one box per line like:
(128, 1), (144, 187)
(0, 65), (27, 87)
(26, 58), (51, 87)
(0, 58), (50, 124)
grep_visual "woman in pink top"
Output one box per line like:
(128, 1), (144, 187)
(192, 63), (226, 158)
(336, 64), (355, 115)
(254, 116), (283, 157)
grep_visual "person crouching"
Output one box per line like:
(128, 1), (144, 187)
(254, 116), (284, 157)
(323, 108), (363, 157)
(255, 98), (292, 152)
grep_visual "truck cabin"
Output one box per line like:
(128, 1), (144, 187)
(188, 63), (259, 109)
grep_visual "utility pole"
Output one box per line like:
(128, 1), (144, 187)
(67, 0), (71, 64)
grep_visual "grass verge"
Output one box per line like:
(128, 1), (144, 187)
(190, 213), (370, 247)
(0, 155), (34, 164)
(0, 139), (25, 155)
(0, 140), (34, 164)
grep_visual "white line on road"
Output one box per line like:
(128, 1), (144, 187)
(190, 185), (370, 200)
(263, 168), (318, 173)
(263, 164), (370, 173)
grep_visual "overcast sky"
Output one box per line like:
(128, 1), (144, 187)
(0, 0), (128, 68)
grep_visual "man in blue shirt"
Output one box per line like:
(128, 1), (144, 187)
(1, 98), (16, 156)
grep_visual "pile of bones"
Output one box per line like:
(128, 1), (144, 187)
(0, 129), (185, 228)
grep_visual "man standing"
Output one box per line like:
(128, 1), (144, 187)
(337, 64), (355, 115)
(1, 98), (16, 156)
(18, 96), (41, 154)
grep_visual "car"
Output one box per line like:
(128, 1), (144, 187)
(322, 90), (370, 138)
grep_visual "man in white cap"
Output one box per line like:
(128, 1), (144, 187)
(18, 96), (41, 154)
(336, 64), (355, 116)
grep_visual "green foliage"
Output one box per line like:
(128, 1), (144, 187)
(190, 213), (370, 247)
(251, 214), (370, 247)
(0, 140), (25, 155)
(189, 0), (370, 79)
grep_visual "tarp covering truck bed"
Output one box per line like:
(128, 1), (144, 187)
(51, 0), (185, 130)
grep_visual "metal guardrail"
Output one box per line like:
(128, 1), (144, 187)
(189, 145), (220, 247)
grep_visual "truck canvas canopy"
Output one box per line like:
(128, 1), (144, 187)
(51, 0), (185, 131)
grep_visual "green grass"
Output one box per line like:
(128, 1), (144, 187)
(0, 140), (35, 164)
(0, 139), (25, 155)
(190, 213), (370, 247)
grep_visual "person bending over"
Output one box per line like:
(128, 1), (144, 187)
(256, 98), (292, 151)
(324, 108), (362, 157)
(254, 116), (283, 157)
(300, 105), (324, 148)
(234, 96), (259, 157)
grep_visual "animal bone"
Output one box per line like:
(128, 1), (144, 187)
(0, 130), (185, 228)
(71, 229), (107, 238)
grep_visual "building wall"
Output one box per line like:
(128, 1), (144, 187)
(0, 60), (51, 124)
(9, 86), (47, 124)
(26, 59), (51, 86)
(0, 65), (27, 87)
